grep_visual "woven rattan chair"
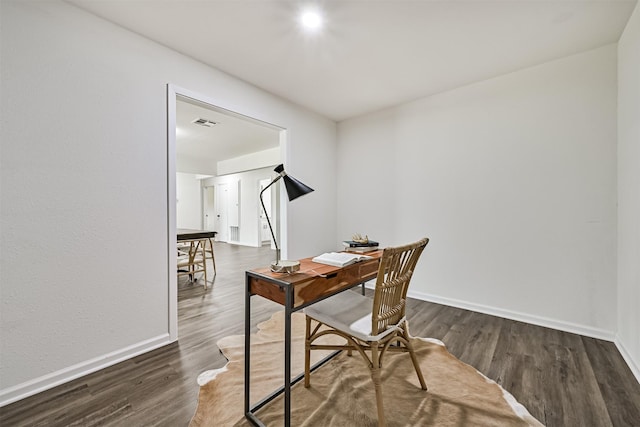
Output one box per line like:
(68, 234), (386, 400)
(303, 237), (429, 427)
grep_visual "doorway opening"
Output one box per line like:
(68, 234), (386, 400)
(167, 84), (286, 340)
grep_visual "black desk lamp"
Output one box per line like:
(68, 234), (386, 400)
(260, 164), (314, 273)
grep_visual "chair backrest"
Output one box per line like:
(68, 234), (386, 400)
(371, 238), (429, 335)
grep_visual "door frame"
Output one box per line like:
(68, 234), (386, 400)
(167, 84), (288, 341)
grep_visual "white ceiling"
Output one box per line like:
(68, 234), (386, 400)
(69, 0), (636, 122)
(176, 97), (280, 174)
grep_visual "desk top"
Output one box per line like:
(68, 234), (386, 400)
(177, 229), (217, 241)
(247, 250), (383, 308)
(248, 250), (382, 284)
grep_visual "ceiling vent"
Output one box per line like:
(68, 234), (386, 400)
(191, 118), (218, 127)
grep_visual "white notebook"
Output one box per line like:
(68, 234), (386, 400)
(312, 252), (373, 267)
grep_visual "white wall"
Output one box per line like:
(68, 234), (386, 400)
(0, 0), (336, 404)
(176, 154), (217, 176)
(176, 173), (203, 229)
(218, 147), (280, 176)
(338, 45), (618, 338)
(617, 3), (640, 380)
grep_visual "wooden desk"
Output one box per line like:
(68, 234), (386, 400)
(244, 250), (383, 427)
(176, 228), (217, 242)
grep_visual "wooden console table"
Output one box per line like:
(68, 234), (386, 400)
(244, 250), (383, 426)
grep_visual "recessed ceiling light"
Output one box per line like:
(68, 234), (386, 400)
(300, 10), (323, 31)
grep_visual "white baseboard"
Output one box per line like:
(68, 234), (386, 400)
(363, 283), (617, 341)
(0, 334), (173, 407)
(404, 289), (616, 341)
(614, 336), (640, 385)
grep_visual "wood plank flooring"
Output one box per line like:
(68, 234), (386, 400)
(2, 243), (639, 426)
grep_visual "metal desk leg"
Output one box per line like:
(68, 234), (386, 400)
(284, 285), (293, 427)
(244, 272), (252, 420)
(243, 278), (349, 426)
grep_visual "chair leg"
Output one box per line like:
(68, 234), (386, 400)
(189, 242), (196, 282)
(201, 241), (208, 289)
(370, 344), (387, 427)
(207, 238), (217, 274)
(304, 316), (311, 388)
(402, 324), (427, 390)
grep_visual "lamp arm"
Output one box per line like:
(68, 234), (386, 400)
(259, 175), (281, 264)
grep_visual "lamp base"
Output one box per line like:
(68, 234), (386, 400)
(270, 260), (300, 273)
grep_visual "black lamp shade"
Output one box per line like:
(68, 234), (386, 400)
(282, 175), (314, 201)
(272, 164), (314, 201)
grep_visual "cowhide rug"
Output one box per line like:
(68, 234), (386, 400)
(190, 311), (543, 426)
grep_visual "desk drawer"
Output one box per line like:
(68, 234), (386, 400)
(358, 259), (379, 282)
(249, 277), (286, 305)
(294, 260), (379, 308)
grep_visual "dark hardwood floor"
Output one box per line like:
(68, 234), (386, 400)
(2, 243), (639, 426)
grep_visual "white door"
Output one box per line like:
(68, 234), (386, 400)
(203, 186), (216, 232)
(215, 183), (229, 242)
